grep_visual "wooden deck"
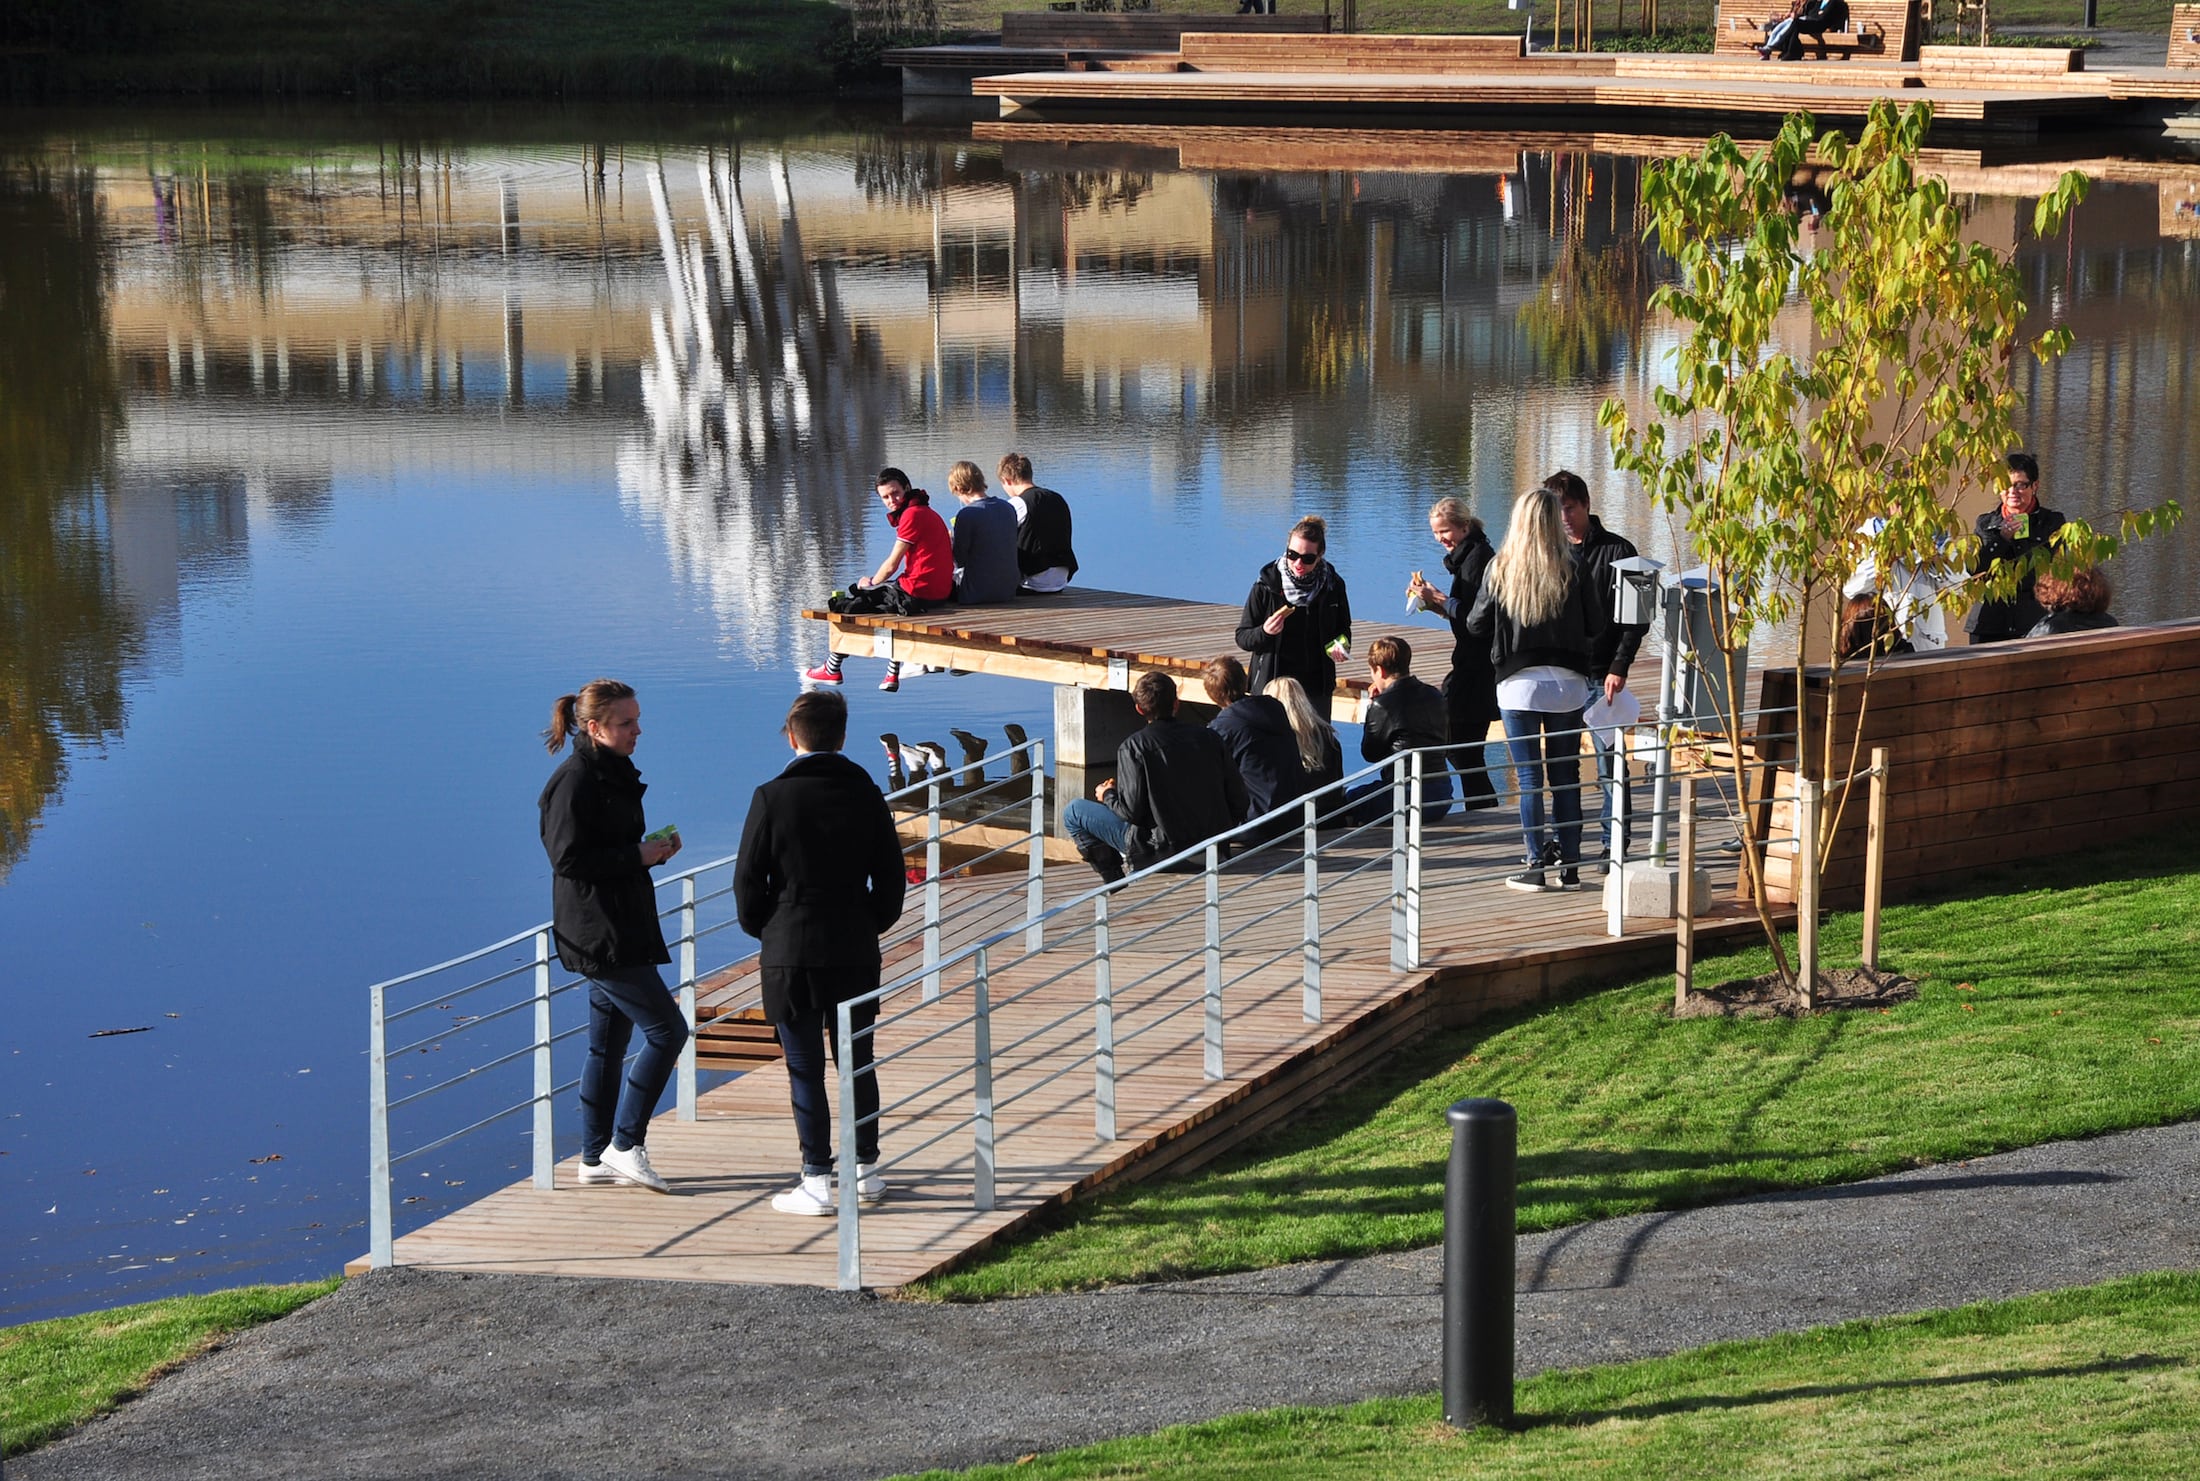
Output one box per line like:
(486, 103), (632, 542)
(361, 813), (1761, 1288)
(805, 585), (1443, 726)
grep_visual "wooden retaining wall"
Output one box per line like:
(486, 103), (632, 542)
(1757, 619), (2200, 904)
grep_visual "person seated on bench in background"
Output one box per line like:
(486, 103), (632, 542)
(1204, 656), (1308, 840)
(1778, 0), (1851, 60)
(2029, 567), (2119, 637)
(1839, 594), (1915, 664)
(1063, 672), (1248, 885)
(1341, 637), (1454, 826)
(995, 452), (1079, 595)
(1757, 0), (1806, 58)
(1266, 676), (1345, 812)
(946, 460), (1020, 605)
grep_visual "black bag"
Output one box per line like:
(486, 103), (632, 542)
(828, 583), (930, 618)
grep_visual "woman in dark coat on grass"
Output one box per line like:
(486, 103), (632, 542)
(539, 678), (687, 1194)
(1408, 496), (1501, 812)
(1236, 513), (1352, 707)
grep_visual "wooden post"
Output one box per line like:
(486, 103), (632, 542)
(1795, 776), (1821, 1011)
(1674, 773), (1697, 1012)
(1862, 747), (1889, 972)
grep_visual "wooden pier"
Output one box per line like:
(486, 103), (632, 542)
(357, 814), (1761, 1288)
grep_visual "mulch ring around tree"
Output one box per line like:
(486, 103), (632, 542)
(1675, 966), (1920, 1019)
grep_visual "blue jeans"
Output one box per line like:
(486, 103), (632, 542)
(1501, 709), (1585, 867)
(1589, 726), (1635, 858)
(579, 965), (689, 1160)
(777, 998), (880, 1176)
(1342, 765), (1455, 827)
(1063, 797), (1132, 862)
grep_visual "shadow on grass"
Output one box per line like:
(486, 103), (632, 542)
(1524, 1353), (2185, 1429)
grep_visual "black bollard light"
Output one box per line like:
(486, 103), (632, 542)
(1442, 1097), (1516, 1429)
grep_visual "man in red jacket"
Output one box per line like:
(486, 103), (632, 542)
(806, 467), (953, 693)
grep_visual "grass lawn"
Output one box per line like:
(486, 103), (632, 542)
(898, 1271), (2200, 1478)
(920, 830), (2200, 1299)
(0, 1279), (338, 1457)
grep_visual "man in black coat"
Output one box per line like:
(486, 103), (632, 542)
(734, 689), (908, 1217)
(996, 451), (1079, 594)
(1062, 672), (1249, 884)
(1343, 637), (1454, 825)
(1552, 470), (1650, 861)
(1966, 451), (2068, 643)
(1202, 655), (1306, 832)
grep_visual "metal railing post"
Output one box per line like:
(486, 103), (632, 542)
(924, 780), (943, 1002)
(369, 981), (393, 1268)
(1025, 739), (1047, 953)
(533, 930), (554, 1188)
(1203, 841), (1224, 1080)
(1301, 795), (1322, 1023)
(837, 998), (862, 1290)
(1390, 755), (1411, 972)
(1605, 732), (1626, 940)
(676, 876), (698, 1121)
(1406, 750), (1425, 971)
(973, 946), (996, 1211)
(1650, 585), (1683, 864)
(1093, 891), (1116, 1141)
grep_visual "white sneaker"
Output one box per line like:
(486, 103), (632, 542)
(854, 1162), (888, 1205)
(771, 1173), (835, 1216)
(599, 1142), (670, 1194)
(575, 1159), (618, 1186)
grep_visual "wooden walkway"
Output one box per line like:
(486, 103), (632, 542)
(362, 811), (1759, 1288)
(806, 585), (1441, 725)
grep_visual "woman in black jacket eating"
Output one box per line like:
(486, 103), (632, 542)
(1407, 496), (1500, 812)
(1236, 513), (1352, 706)
(539, 678), (687, 1194)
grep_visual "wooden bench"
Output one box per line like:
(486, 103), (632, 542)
(1179, 32), (1526, 72)
(1917, 43), (2086, 84)
(2172, 3), (2200, 68)
(998, 11), (1329, 49)
(1715, 0), (1919, 62)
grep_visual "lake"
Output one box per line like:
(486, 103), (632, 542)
(2, 102), (2195, 1323)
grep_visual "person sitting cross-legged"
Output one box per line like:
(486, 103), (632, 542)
(1062, 672), (1248, 885)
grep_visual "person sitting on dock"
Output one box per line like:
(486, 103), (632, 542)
(1965, 452), (2067, 644)
(1265, 676), (1345, 808)
(947, 460), (1020, 605)
(1203, 656), (1308, 835)
(1342, 637), (1454, 826)
(806, 467), (955, 693)
(1237, 513), (1352, 708)
(2029, 567), (2119, 637)
(734, 689), (908, 1218)
(996, 452), (1080, 595)
(1063, 672), (1248, 885)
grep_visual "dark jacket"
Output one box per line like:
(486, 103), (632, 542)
(2029, 609), (2118, 637)
(1236, 560), (1353, 704)
(1014, 485), (1079, 581)
(1967, 504), (2068, 641)
(1438, 530), (1500, 732)
(1107, 717), (1249, 872)
(539, 739), (671, 978)
(1464, 564), (1607, 686)
(1570, 516), (1649, 682)
(1361, 672), (1450, 764)
(733, 751), (907, 1022)
(1209, 695), (1308, 823)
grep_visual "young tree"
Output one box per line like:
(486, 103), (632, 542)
(1597, 100), (2179, 997)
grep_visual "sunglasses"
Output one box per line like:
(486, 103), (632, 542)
(1284, 549), (1322, 567)
(2007, 479), (2036, 492)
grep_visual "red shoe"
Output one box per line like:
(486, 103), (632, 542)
(802, 663), (842, 685)
(879, 674), (900, 693)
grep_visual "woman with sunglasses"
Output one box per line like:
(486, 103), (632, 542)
(1235, 514), (1352, 711)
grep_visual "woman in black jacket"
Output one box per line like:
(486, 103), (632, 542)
(1408, 496), (1500, 812)
(539, 678), (688, 1194)
(1236, 513), (1352, 706)
(1465, 489), (1607, 893)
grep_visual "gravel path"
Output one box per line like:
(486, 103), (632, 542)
(18, 1120), (2200, 1480)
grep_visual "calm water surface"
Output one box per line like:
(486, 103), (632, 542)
(3, 104), (2196, 1322)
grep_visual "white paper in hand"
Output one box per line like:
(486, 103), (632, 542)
(1582, 689), (1642, 735)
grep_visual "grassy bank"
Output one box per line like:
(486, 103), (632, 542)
(1, 1280), (338, 1457)
(919, 830), (2200, 1299)
(3, 0), (864, 100)
(901, 1272), (2200, 1478)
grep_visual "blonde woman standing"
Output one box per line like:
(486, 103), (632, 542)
(1464, 489), (1606, 892)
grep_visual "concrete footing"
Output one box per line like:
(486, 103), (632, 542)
(1603, 860), (1712, 920)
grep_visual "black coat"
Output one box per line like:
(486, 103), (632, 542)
(733, 751), (907, 1022)
(1014, 485), (1079, 581)
(1464, 564), (1607, 686)
(1107, 718), (1249, 871)
(1437, 530), (1500, 733)
(2029, 609), (2118, 637)
(1209, 695), (1308, 822)
(1361, 672), (1450, 763)
(1967, 505), (2068, 641)
(1570, 517), (1650, 682)
(539, 739), (671, 978)
(1236, 561), (1353, 704)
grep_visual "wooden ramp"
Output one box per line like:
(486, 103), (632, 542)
(363, 815), (1759, 1288)
(805, 585), (1443, 725)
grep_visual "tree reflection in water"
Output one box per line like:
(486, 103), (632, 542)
(1517, 154), (1658, 384)
(0, 166), (139, 877)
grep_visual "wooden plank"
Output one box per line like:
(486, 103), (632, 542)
(1000, 12), (1329, 48)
